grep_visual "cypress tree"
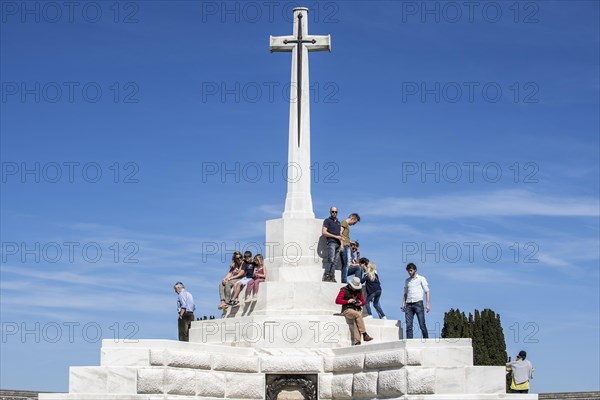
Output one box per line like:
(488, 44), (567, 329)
(472, 309), (490, 365)
(442, 308), (507, 366)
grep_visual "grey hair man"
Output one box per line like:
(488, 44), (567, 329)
(174, 282), (195, 342)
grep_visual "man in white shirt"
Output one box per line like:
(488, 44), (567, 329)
(402, 263), (430, 339)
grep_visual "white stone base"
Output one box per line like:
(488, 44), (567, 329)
(39, 338), (538, 400)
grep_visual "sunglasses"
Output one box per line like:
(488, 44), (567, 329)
(235, 256), (242, 260)
(331, 211), (338, 213)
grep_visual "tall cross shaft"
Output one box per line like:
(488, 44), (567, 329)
(270, 7), (331, 219)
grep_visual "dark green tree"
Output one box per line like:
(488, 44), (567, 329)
(442, 308), (507, 367)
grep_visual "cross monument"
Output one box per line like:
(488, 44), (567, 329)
(270, 7), (331, 219)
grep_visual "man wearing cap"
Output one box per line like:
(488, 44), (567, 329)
(174, 282), (195, 342)
(506, 350), (534, 393)
(335, 277), (374, 345)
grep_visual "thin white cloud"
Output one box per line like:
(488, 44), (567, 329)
(362, 190), (599, 218)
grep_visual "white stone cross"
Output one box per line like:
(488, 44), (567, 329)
(270, 7), (331, 219)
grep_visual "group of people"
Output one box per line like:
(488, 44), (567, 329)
(334, 261), (431, 345)
(217, 250), (267, 310)
(323, 206), (430, 339)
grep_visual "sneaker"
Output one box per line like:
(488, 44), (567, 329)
(329, 277), (338, 283)
(363, 333), (374, 342)
(364, 315), (373, 319)
(322, 275), (329, 282)
(252, 295), (258, 302)
(353, 341), (361, 346)
(381, 316), (387, 320)
(231, 300), (240, 308)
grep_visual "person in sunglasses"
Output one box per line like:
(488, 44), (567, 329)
(322, 206), (343, 282)
(217, 251), (244, 310)
(229, 251), (256, 307)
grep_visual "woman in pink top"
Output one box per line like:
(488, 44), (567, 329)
(246, 254), (267, 301)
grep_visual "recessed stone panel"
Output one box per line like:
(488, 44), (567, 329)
(406, 366), (435, 394)
(332, 354), (364, 372)
(364, 350), (405, 369)
(331, 374), (353, 399)
(165, 368), (195, 396)
(377, 369), (406, 397)
(352, 372), (378, 398)
(149, 349), (167, 366)
(318, 373), (333, 399)
(137, 368), (164, 394)
(196, 370), (226, 397)
(212, 354), (260, 373)
(225, 373), (265, 399)
(166, 349), (211, 369)
(406, 348), (422, 365)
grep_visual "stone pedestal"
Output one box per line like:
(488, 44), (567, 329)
(39, 337), (538, 400)
(264, 217), (325, 281)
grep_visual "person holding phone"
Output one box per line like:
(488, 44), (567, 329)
(506, 350), (534, 393)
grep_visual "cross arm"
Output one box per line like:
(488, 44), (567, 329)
(270, 35), (295, 52)
(306, 34), (331, 52)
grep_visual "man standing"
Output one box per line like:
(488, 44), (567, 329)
(340, 213), (360, 283)
(506, 350), (534, 393)
(174, 282), (195, 342)
(402, 263), (430, 339)
(322, 206), (343, 282)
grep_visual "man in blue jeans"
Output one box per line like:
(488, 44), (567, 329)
(402, 263), (430, 339)
(340, 213), (360, 283)
(322, 206), (343, 282)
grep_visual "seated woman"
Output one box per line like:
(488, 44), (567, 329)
(217, 251), (244, 310)
(360, 261), (386, 319)
(335, 277), (374, 345)
(246, 254), (266, 301)
(229, 251), (255, 307)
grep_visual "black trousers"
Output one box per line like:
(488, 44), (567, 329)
(178, 312), (194, 341)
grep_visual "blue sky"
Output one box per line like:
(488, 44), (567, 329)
(1, 0), (598, 394)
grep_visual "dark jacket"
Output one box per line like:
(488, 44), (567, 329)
(361, 273), (382, 295)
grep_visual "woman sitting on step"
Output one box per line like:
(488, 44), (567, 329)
(245, 254), (266, 302)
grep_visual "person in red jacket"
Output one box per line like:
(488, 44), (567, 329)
(335, 277), (374, 345)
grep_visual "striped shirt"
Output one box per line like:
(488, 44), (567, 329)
(177, 289), (195, 313)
